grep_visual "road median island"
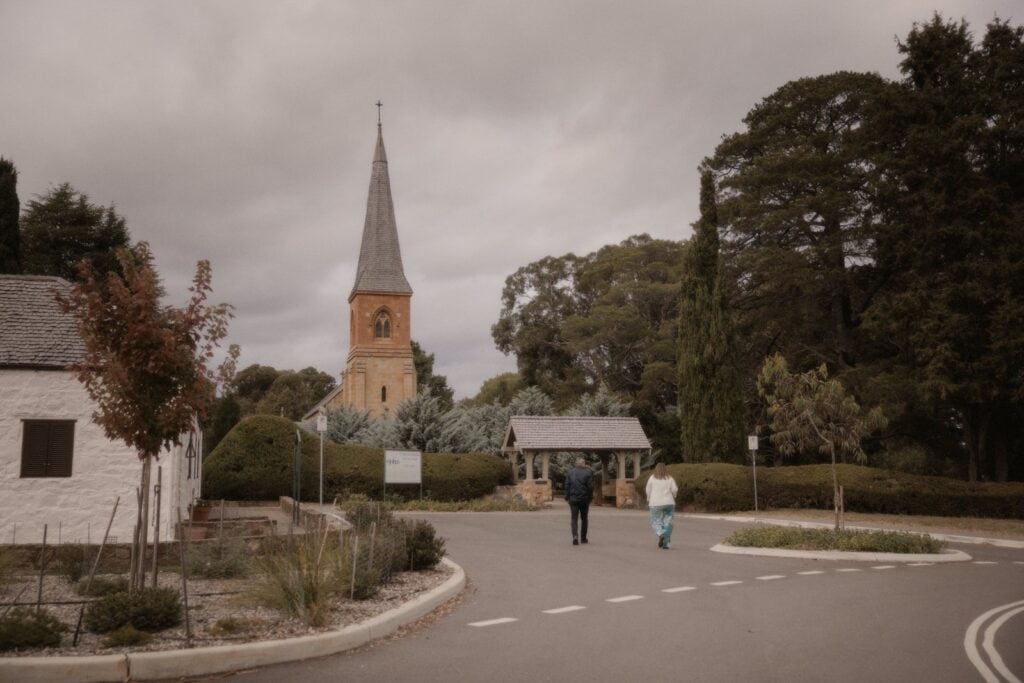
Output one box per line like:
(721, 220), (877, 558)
(0, 557), (466, 683)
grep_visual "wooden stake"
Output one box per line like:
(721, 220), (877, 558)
(74, 496), (120, 646)
(36, 524), (48, 609)
(176, 507), (192, 646)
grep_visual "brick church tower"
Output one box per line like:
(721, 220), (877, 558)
(340, 118), (417, 417)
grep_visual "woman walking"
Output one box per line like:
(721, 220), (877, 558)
(645, 463), (679, 549)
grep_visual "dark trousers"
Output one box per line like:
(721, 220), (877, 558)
(569, 501), (590, 540)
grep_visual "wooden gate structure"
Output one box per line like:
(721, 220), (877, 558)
(500, 416), (652, 508)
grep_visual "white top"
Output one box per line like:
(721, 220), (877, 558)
(646, 475), (679, 507)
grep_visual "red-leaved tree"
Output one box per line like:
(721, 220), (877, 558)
(58, 242), (239, 589)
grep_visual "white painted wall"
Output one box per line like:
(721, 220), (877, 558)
(0, 368), (200, 546)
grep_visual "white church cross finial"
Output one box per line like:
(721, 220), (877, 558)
(376, 100), (382, 126)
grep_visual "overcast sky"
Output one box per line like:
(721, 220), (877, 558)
(1, 1), (1016, 398)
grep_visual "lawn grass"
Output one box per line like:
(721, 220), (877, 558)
(725, 526), (945, 553)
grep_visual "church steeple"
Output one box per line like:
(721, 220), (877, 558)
(350, 117), (412, 301)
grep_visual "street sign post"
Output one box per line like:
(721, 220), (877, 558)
(316, 410), (327, 505)
(748, 434), (759, 512)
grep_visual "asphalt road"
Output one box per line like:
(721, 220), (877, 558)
(213, 507), (1024, 683)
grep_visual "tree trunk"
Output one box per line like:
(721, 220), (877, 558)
(133, 454), (153, 591)
(964, 406), (990, 483)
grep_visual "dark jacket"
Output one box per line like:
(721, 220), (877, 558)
(564, 466), (593, 504)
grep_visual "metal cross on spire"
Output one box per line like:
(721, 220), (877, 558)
(376, 100), (382, 126)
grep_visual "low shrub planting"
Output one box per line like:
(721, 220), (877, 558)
(101, 624), (152, 648)
(84, 587), (182, 634)
(250, 534), (336, 626)
(207, 617), (263, 637)
(204, 415), (511, 502)
(726, 526), (945, 554)
(0, 608), (67, 651)
(56, 544), (87, 583)
(402, 519), (446, 570)
(76, 575), (129, 597)
(187, 538), (251, 579)
(635, 463), (1024, 519)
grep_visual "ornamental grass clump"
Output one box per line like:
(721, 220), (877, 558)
(726, 526), (944, 554)
(101, 624), (152, 648)
(187, 537), (252, 579)
(250, 533), (336, 627)
(76, 575), (129, 597)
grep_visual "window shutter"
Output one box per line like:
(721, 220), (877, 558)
(21, 420), (75, 478)
(20, 422), (49, 477)
(48, 422), (75, 477)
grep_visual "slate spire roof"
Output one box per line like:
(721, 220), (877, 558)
(0, 274), (85, 368)
(349, 122), (413, 300)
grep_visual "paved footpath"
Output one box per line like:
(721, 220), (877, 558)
(214, 507), (1024, 683)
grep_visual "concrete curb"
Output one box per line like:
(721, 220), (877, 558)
(0, 557), (466, 683)
(710, 543), (972, 563)
(688, 514), (1024, 549)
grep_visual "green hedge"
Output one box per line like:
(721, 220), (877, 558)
(203, 415), (512, 502)
(635, 463), (1024, 519)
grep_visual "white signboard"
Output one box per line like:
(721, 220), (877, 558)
(747, 435), (759, 451)
(385, 450), (422, 484)
(316, 414), (327, 433)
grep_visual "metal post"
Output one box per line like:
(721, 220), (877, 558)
(151, 466), (162, 588)
(293, 429), (302, 526)
(751, 450), (758, 512)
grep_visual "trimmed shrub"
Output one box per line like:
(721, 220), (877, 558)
(76, 575), (129, 597)
(402, 519), (445, 570)
(726, 527), (944, 554)
(0, 608), (67, 651)
(84, 588), (182, 634)
(635, 463), (1024, 519)
(204, 415), (511, 502)
(101, 624), (152, 648)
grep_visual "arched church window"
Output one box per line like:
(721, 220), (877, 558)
(374, 311), (391, 338)
(381, 385), (387, 403)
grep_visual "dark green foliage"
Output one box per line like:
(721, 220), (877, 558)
(412, 340), (455, 411)
(345, 500), (395, 532)
(402, 519), (445, 570)
(726, 527), (944, 554)
(678, 171), (745, 463)
(0, 157), (20, 273)
(84, 587), (182, 634)
(101, 624), (152, 648)
(204, 393), (241, 456)
(467, 372), (524, 406)
(204, 415), (510, 501)
(255, 367), (336, 420)
(493, 235), (686, 457)
(20, 182), (131, 281)
(636, 463), (1024, 518)
(76, 575), (129, 597)
(0, 608), (67, 651)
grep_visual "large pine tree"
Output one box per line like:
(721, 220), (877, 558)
(0, 157), (19, 273)
(677, 171), (745, 462)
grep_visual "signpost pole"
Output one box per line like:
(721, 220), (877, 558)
(747, 434), (759, 513)
(316, 409), (327, 506)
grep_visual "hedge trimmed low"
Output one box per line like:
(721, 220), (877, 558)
(203, 415), (512, 502)
(635, 463), (1024, 519)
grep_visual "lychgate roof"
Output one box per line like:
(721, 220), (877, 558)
(0, 275), (85, 369)
(501, 415), (651, 452)
(349, 123), (413, 299)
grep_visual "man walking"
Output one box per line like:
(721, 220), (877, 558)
(565, 457), (593, 545)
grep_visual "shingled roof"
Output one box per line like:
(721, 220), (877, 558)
(0, 275), (85, 369)
(349, 123), (413, 299)
(501, 415), (651, 452)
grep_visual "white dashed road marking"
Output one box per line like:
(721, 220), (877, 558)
(756, 575), (785, 581)
(798, 570), (825, 575)
(542, 605), (586, 614)
(908, 562), (934, 567)
(606, 595), (644, 603)
(468, 618), (518, 628)
(836, 568), (861, 573)
(972, 561), (998, 565)
(872, 565), (896, 570)
(662, 586), (697, 593)
(711, 580), (742, 586)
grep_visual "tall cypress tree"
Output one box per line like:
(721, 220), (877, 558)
(678, 171), (745, 462)
(0, 157), (20, 273)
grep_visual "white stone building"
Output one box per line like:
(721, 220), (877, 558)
(0, 275), (200, 546)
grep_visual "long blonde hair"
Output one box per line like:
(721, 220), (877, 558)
(653, 462), (668, 480)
